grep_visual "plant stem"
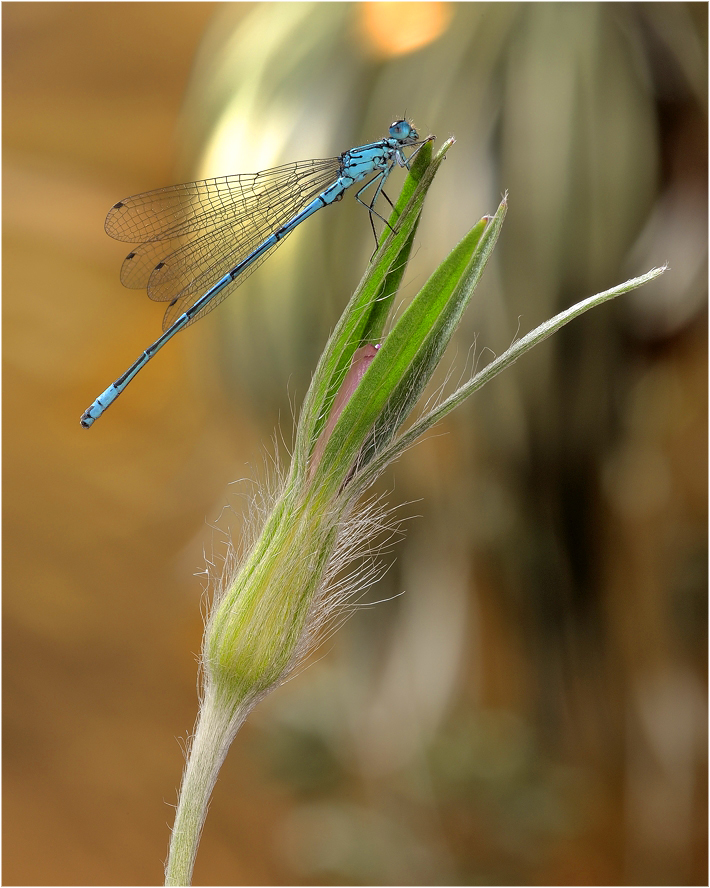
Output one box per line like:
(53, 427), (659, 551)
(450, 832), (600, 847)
(164, 689), (247, 886)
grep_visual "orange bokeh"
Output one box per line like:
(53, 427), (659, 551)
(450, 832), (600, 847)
(359, 1), (453, 57)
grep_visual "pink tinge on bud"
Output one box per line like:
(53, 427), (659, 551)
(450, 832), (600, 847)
(309, 344), (381, 477)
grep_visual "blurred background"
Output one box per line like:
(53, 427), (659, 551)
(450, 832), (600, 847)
(3, 2), (707, 885)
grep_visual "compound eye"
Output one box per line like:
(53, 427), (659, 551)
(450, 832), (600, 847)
(389, 119), (412, 141)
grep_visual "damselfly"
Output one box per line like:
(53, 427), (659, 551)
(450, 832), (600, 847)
(80, 119), (433, 428)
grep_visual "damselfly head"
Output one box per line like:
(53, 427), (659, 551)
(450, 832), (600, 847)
(389, 119), (419, 144)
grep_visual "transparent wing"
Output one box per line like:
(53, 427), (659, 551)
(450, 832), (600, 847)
(161, 240), (286, 331)
(108, 158), (343, 332)
(105, 157), (342, 243)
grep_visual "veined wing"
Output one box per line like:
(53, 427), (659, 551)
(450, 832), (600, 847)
(119, 160), (339, 294)
(161, 240), (285, 331)
(105, 156), (342, 243)
(112, 160), (344, 332)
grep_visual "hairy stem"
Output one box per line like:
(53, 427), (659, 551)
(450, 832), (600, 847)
(165, 690), (248, 886)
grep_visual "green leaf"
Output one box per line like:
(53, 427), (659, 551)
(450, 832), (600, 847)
(313, 197), (506, 492)
(361, 140), (434, 344)
(293, 138), (454, 478)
